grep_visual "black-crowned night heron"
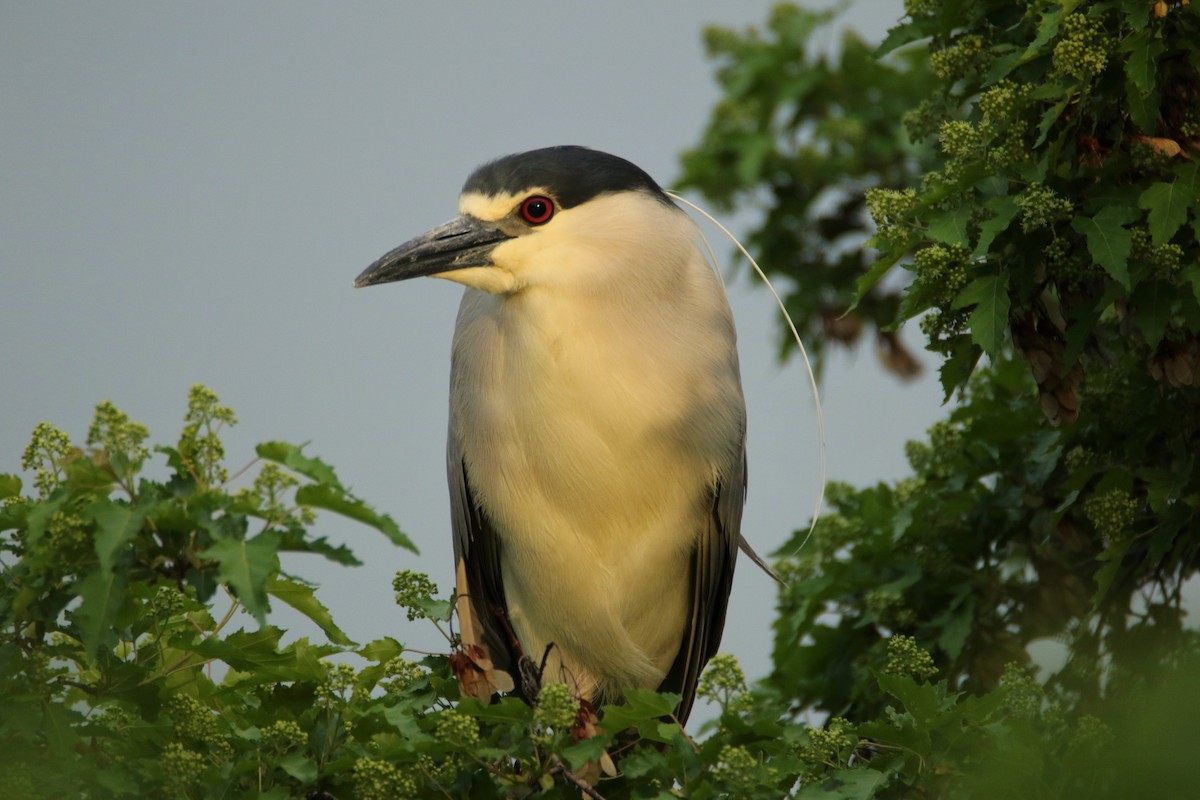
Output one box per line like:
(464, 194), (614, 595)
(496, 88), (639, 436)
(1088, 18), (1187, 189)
(355, 146), (768, 723)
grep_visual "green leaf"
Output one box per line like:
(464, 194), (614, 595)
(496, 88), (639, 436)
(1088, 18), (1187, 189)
(599, 689), (683, 741)
(1070, 206), (1138, 289)
(1132, 280), (1174, 347)
(1092, 543), (1131, 604)
(794, 768), (887, 799)
(972, 197), (1019, 258)
(1122, 30), (1164, 95)
(1139, 164), (1199, 246)
(873, 19), (932, 57)
(0, 473), (20, 499)
(937, 603), (974, 660)
(927, 204), (971, 246)
(877, 673), (944, 726)
(1182, 264), (1200, 305)
(295, 483), (416, 553)
(359, 636), (404, 663)
(560, 734), (612, 770)
(277, 751), (319, 783)
(86, 502), (143, 574)
(75, 567), (129, 657)
(952, 274), (1011, 359)
(182, 627), (338, 681)
(256, 441), (343, 489)
(852, 243), (913, 311)
(267, 575), (354, 645)
(939, 338), (982, 402)
(1125, 80), (1161, 135)
(1018, 8), (1062, 65)
(1036, 97), (1070, 147)
(200, 535), (281, 622)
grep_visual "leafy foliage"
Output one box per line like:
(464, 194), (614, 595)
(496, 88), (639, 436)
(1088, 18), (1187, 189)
(681, 0), (1200, 797)
(5, 1), (1200, 797)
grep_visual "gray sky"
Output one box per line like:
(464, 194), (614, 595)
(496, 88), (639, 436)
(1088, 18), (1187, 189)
(1, 1), (938, 711)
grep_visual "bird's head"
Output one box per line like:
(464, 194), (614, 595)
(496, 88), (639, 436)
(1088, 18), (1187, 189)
(354, 146), (688, 295)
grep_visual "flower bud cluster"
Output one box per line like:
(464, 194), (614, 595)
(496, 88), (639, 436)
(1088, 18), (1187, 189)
(261, 719), (306, 750)
(86, 400), (149, 466)
(179, 385), (237, 485)
(913, 244), (970, 305)
(534, 681), (580, 730)
(866, 187), (918, 249)
(1083, 488), (1137, 543)
(1016, 184), (1073, 232)
(930, 35), (986, 81)
(1053, 14), (1111, 81)
(162, 741), (207, 790)
(698, 653), (752, 712)
(1000, 662), (1043, 719)
(434, 708), (481, 747)
(392, 570), (440, 621)
(884, 634), (938, 681)
(21, 422), (73, 497)
(353, 757), (418, 800)
(383, 656), (429, 694)
(799, 717), (858, 769)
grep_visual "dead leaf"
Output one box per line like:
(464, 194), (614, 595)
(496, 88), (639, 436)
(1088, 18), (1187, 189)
(876, 331), (923, 380)
(450, 642), (515, 702)
(1133, 134), (1183, 158)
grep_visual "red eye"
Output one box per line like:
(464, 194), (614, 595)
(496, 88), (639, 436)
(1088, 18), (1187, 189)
(519, 195), (554, 225)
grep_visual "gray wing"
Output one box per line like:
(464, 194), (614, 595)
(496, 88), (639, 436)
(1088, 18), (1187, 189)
(447, 429), (528, 698)
(658, 438), (747, 725)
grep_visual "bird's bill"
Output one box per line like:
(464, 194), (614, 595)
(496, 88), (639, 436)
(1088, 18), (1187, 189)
(354, 216), (513, 287)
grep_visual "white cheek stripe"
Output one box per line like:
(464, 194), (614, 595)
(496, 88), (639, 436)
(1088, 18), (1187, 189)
(459, 189), (556, 222)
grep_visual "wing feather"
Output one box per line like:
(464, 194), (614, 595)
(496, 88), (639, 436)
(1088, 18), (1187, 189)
(447, 432), (527, 698)
(658, 442), (746, 724)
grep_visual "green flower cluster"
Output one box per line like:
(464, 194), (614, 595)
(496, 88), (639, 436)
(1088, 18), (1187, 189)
(865, 187), (918, 250)
(884, 634), (938, 681)
(1053, 13), (1111, 82)
(1000, 662), (1043, 719)
(1083, 488), (1138, 542)
(534, 681), (579, 730)
(178, 384), (237, 485)
(392, 570), (439, 621)
(866, 589), (916, 628)
(711, 744), (764, 789)
(799, 717), (858, 769)
(930, 35), (986, 82)
(162, 741), (207, 791)
(1066, 714), (1114, 762)
(168, 694), (231, 760)
(149, 585), (188, 617)
(45, 511), (89, 556)
(353, 756), (418, 800)
(261, 719), (306, 750)
(913, 244), (970, 305)
(236, 461), (303, 521)
(978, 80), (1031, 126)
(434, 708), (480, 747)
(698, 653), (752, 713)
(382, 656), (429, 694)
(939, 120), (980, 160)
(320, 662), (357, 701)
(1062, 446), (1096, 473)
(1016, 184), (1073, 232)
(86, 400), (149, 468)
(1131, 227), (1185, 278)
(21, 421), (73, 497)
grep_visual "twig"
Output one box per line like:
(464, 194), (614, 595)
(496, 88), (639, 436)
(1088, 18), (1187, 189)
(549, 757), (608, 800)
